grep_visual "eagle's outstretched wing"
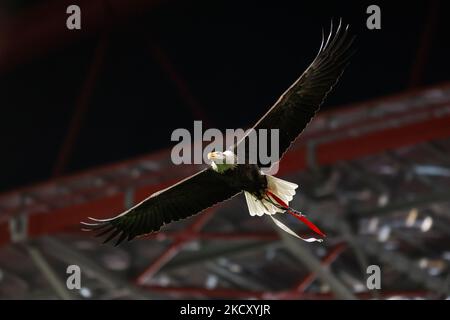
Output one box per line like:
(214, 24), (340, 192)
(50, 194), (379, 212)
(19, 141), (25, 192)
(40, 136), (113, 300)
(234, 19), (355, 166)
(82, 168), (241, 246)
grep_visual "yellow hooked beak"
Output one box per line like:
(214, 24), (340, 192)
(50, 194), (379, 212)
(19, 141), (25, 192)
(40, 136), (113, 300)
(207, 152), (217, 160)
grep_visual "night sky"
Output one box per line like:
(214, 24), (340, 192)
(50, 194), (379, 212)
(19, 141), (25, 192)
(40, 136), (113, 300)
(1, 0), (449, 192)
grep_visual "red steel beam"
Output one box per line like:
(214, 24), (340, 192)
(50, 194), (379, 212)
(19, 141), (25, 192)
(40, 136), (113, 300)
(148, 43), (213, 127)
(320, 81), (450, 121)
(299, 99), (450, 144)
(258, 243), (347, 300)
(0, 145), (175, 214)
(314, 114), (450, 166)
(294, 243), (347, 292)
(409, 0), (441, 88)
(0, 224), (8, 245)
(0, 162), (196, 220)
(279, 110), (450, 175)
(135, 241), (182, 285)
(53, 37), (109, 177)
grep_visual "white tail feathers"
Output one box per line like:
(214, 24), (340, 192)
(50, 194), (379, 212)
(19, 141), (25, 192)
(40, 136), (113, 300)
(244, 175), (298, 217)
(244, 175), (324, 243)
(266, 175), (298, 204)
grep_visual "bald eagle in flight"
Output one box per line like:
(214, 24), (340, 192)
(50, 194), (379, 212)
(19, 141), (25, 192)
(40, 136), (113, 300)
(83, 20), (354, 246)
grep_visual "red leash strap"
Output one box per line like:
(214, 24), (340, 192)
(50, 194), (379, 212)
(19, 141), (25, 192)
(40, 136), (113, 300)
(289, 212), (326, 238)
(266, 191), (326, 238)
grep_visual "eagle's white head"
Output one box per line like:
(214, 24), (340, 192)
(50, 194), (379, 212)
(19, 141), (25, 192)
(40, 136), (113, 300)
(207, 150), (237, 173)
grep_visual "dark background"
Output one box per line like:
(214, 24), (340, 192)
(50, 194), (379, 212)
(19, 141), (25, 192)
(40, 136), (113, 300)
(1, 0), (448, 192)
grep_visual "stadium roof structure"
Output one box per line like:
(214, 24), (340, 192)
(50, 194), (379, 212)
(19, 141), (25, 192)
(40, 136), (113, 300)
(1, 82), (450, 299)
